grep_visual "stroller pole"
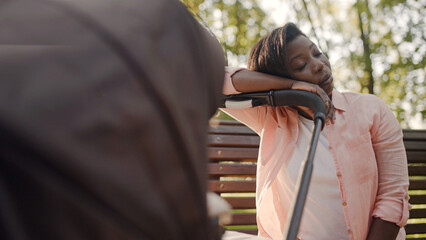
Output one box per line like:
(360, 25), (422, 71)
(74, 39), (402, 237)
(222, 90), (326, 240)
(283, 116), (323, 240)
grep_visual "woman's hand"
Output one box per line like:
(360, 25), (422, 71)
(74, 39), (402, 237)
(291, 81), (336, 124)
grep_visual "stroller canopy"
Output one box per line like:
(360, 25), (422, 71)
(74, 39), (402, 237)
(0, 0), (225, 239)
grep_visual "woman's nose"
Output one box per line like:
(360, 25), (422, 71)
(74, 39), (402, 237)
(313, 60), (324, 73)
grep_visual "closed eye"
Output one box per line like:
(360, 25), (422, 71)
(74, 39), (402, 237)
(297, 63), (307, 71)
(314, 52), (323, 57)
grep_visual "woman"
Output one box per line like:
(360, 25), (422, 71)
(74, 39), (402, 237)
(221, 23), (409, 240)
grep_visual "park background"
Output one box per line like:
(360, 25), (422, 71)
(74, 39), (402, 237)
(181, 0), (425, 129)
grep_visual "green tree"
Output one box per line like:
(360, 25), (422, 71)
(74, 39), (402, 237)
(351, 0), (424, 126)
(181, 0), (273, 65)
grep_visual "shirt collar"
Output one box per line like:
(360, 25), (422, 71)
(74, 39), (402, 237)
(331, 89), (348, 112)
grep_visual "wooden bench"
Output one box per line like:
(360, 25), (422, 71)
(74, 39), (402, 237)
(207, 120), (426, 239)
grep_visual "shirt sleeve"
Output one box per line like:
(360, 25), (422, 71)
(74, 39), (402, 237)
(370, 97), (411, 227)
(222, 67), (245, 95)
(220, 67), (268, 135)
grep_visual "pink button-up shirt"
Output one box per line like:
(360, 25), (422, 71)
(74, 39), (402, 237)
(221, 67), (410, 240)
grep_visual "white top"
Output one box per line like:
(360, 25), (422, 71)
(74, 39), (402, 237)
(275, 115), (349, 240)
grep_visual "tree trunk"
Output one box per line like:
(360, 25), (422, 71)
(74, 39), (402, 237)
(356, 0), (374, 94)
(301, 0), (321, 48)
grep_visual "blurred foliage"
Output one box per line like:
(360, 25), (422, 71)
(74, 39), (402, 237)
(212, 109), (235, 121)
(182, 0), (425, 128)
(181, 0), (273, 64)
(351, 0), (425, 127)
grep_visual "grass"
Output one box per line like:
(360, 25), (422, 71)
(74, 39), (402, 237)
(406, 234), (426, 239)
(221, 193), (256, 197)
(231, 209), (256, 213)
(225, 225), (258, 230)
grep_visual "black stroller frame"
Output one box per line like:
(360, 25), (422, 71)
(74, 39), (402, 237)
(221, 90), (327, 240)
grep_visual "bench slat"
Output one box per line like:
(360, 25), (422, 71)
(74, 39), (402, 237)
(208, 147), (258, 160)
(224, 197), (256, 209)
(231, 229), (258, 235)
(210, 120), (244, 126)
(408, 165), (426, 176)
(409, 208), (426, 218)
(407, 151), (426, 163)
(208, 149), (425, 162)
(229, 213), (257, 225)
(405, 223), (426, 234)
(409, 179), (426, 190)
(209, 180), (256, 193)
(209, 153), (424, 163)
(409, 195), (426, 204)
(209, 163), (256, 177)
(208, 134), (259, 148)
(404, 130), (426, 140)
(404, 141), (426, 151)
(208, 125), (256, 135)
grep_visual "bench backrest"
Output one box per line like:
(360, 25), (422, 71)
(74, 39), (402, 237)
(207, 120), (426, 238)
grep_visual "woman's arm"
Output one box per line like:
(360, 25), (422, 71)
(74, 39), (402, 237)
(368, 97), (410, 239)
(231, 69), (335, 123)
(232, 69), (295, 92)
(366, 217), (400, 240)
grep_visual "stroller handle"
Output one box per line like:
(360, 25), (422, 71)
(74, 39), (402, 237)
(221, 89), (327, 129)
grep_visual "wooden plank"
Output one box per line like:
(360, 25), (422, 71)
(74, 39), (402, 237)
(211, 122), (425, 134)
(404, 141), (426, 151)
(405, 223), (426, 234)
(208, 134), (260, 147)
(403, 130), (426, 140)
(410, 195), (426, 204)
(208, 125), (256, 135)
(210, 123), (426, 138)
(210, 120), (244, 126)
(208, 147), (258, 160)
(223, 197), (256, 209)
(409, 179), (426, 190)
(209, 163), (256, 177)
(232, 229), (258, 235)
(228, 213), (257, 225)
(209, 180), (256, 193)
(408, 165), (426, 176)
(407, 151), (426, 163)
(409, 208), (426, 218)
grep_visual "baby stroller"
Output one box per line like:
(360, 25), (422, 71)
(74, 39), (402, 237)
(221, 89), (327, 240)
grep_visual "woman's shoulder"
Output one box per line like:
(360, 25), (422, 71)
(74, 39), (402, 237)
(340, 91), (386, 108)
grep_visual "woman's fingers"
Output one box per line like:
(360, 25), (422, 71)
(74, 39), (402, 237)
(326, 102), (336, 125)
(291, 81), (335, 124)
(324, 97), (335, 125)
(291, 82), (328, 104)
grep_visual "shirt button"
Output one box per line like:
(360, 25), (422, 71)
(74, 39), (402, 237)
(405, 195), (410, 200)
(336, 172), (342, 177)
(347, 229), (352, 234)
(342, 201), (347, 206)
(328, 145), (332, 150)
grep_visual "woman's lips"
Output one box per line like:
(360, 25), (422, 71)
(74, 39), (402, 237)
(320, 75), (334, 94)
(320, 75), (333, 87)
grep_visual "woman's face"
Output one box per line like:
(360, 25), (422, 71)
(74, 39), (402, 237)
(286, 35), (333, 95)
